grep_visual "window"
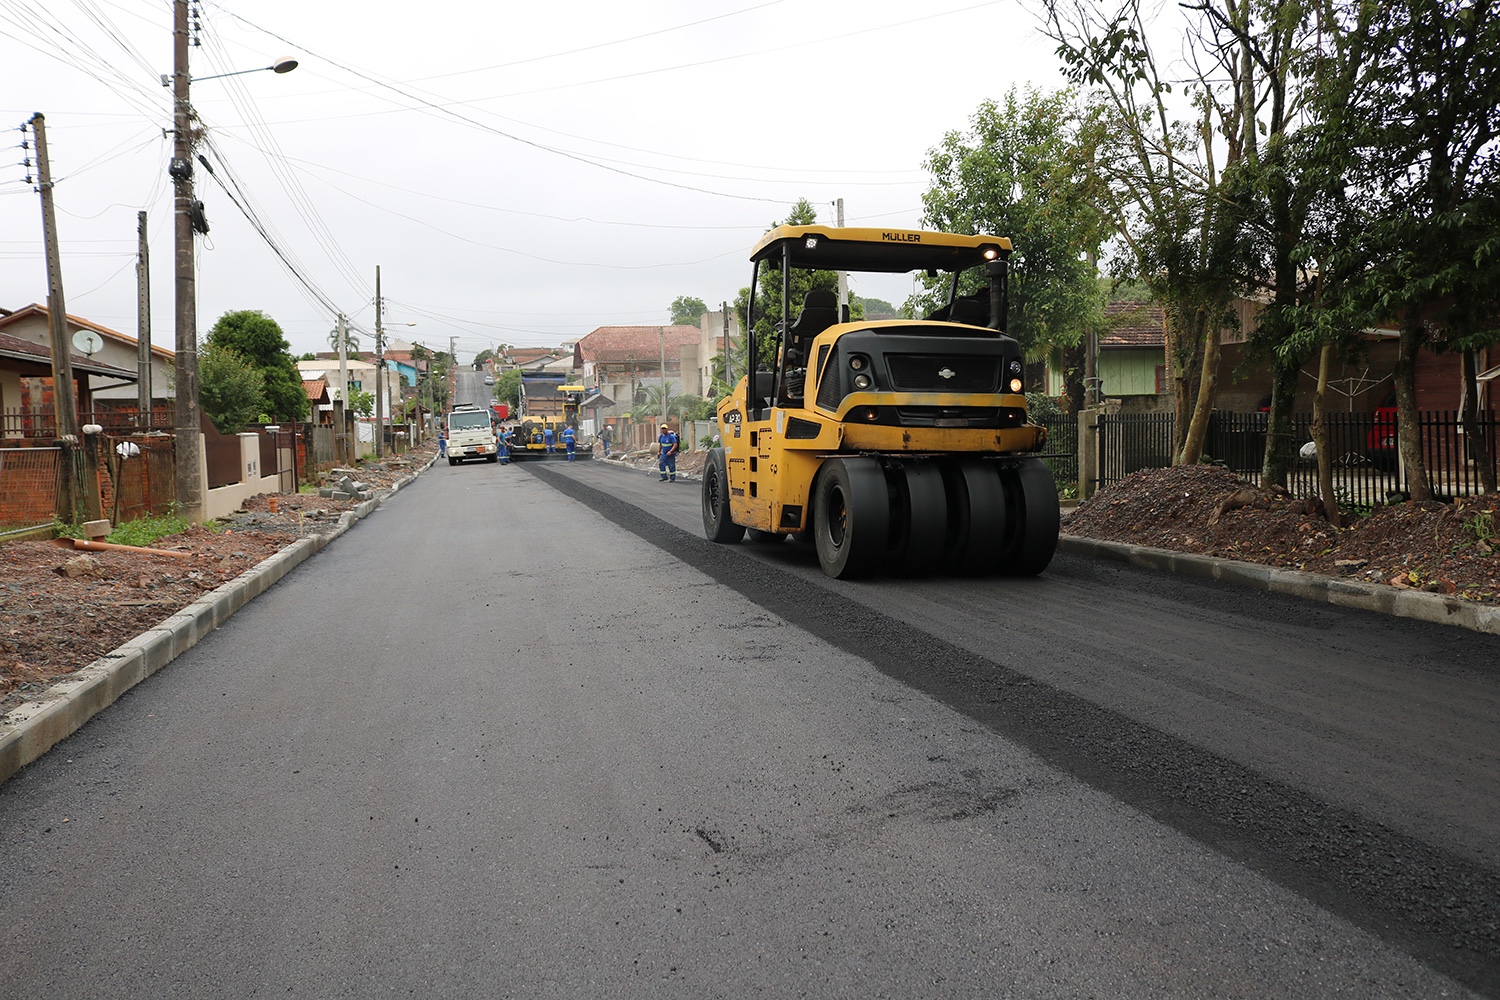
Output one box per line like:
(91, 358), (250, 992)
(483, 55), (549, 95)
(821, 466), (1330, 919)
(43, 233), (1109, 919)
(1155, 365), (1166, 394)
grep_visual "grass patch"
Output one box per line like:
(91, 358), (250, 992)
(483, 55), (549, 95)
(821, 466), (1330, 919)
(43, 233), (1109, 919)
(56, 512), (205, 547)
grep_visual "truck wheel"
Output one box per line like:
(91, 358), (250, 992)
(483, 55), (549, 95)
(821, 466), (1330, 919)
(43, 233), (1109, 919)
(889, 460), (947, 576)
(813, 457), (889, 579)
(701, 448), (745, 544)
(486, 454), (498, 463)
(940, 460), (1007, 575)
(998, 459), (1060, 576)
(448, 457), (458, 466)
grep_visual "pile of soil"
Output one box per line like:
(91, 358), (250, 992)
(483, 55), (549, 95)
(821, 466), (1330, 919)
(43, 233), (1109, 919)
(1067, 464), (1500, 602)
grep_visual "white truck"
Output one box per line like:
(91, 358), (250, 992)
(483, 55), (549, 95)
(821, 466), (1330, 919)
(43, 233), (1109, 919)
(445, 402), (499, 465)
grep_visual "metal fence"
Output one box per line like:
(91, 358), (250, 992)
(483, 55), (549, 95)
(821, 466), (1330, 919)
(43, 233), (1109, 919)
(1034, 411), (1079, 495)
(1, 405), (174, 438)
(1098, 409), (1500, 506)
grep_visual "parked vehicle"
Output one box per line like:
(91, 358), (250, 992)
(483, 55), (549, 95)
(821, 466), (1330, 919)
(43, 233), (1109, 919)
(1367, 390), (1398, 470)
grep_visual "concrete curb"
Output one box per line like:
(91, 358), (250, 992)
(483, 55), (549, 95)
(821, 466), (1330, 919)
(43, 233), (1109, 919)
(1058, 534), (1500, 635)
(0, 460), (433, 785)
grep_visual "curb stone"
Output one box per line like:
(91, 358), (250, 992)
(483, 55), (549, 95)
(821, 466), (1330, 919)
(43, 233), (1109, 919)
(1058, 533), (1500, 635)
(0, 457), (434, 785)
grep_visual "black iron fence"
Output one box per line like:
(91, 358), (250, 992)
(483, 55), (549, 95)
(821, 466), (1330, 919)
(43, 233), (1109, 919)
(1034, 411), (1079, 496)
(1097, 409), (1500, 506)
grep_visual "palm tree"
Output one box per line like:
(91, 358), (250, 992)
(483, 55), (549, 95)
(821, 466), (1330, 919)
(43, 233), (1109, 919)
(328, 324), (362, 358)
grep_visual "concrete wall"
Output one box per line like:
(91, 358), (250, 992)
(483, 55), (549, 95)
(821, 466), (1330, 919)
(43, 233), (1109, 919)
(202, 432), (280, 521)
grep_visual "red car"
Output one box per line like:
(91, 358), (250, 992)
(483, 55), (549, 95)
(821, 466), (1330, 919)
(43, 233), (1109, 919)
(1367, 390), (1398, 470)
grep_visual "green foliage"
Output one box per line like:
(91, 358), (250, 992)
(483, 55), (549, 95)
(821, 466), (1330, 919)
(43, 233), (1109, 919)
(670, 295), (708, 326)
(347, 387), (375, 417)
(678, 395), (716, 421)
(742, 198), (839, 365)
(919, 87), (1108, 364)
(494, 368), (521, 408)
(198, 343), (266, 434)
(108, 512), (199, 547)
(473, 348), (494, 365)
(208, 310), (309, 422)
(57, 512), (200, 545)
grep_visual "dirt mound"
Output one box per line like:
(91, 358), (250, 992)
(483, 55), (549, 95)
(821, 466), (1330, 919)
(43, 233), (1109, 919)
(1067, 465), (1500, 601)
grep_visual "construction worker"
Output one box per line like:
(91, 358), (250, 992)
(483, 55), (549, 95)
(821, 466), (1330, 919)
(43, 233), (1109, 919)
(562, 424), (577, 462)
(658, 423), (679, 482)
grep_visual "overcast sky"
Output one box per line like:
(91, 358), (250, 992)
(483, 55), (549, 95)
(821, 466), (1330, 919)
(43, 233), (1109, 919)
(2, 0), (1074, 364)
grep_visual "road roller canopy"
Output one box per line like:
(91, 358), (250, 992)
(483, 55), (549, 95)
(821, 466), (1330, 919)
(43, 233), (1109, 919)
(750, 226), (1012, 274)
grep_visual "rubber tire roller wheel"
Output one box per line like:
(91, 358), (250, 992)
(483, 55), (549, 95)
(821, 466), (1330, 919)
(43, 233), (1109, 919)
(813, 457), (890, 579)
(997, 458), (1060, 576)
(701, 448), (745, 544)
(940, 459), (1008, 575)
(889, 460), (948, 576)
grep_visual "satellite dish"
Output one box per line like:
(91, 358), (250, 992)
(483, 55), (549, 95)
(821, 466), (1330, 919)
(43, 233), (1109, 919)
(72, 330), (103, 356)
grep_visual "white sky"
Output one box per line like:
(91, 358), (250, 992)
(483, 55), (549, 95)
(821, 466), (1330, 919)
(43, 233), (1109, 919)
(1, 0), (1071, 364)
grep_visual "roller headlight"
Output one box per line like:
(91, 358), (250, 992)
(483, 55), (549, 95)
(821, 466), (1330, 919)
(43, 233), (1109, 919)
(1009, 377), (1024, 393)
(849, 355), (869, 372)
(853, 373), (873, 390)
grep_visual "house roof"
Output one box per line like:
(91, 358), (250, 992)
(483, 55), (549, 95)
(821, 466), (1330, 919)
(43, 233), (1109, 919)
(577, 325), (701, 364)
(303, 379), (329, 403)
(0, 330), (137, 379)
(1101, 301), (1165, 348)
(0, 303), (173, 362)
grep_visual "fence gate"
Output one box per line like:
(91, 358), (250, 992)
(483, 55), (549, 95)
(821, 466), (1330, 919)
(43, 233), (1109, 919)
(0, 446), (61, 532)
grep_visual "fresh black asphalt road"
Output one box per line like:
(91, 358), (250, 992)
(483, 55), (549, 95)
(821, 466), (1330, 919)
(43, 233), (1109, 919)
(1, 456), (1495, 998)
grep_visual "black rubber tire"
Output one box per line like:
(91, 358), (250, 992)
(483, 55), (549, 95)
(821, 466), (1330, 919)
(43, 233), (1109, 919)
(447, 457), (458, 466)
(486, 454), (498, 463)
(746, 528), (785, 545)
(997, 458), (1060, 576)
(940, 459), (1007, 575)
(889, 461), (947, 576)
(701, 448), (745, 544)
(813, 457), (890, 579)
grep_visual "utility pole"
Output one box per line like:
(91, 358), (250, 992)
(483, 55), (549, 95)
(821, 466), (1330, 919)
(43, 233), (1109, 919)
(722, 301), (730, 390)
(170, 0), (204, 521)
(835, 197), (848, 318)
(658, 326), (668, 428)
(136, 210), (152, 428)
(449, 335), (457, 406)
(336, 312), (349, 464)
(374, 265), (384, 458)
(30, 113), (96, 523)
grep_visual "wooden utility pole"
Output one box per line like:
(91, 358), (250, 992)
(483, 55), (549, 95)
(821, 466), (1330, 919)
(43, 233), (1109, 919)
(136, 210), (152, 426)
(336, 312), (349, 464)
(171, 0), (205, 521)
(29, 113), (96, 524)
(374, 265), (384, 458)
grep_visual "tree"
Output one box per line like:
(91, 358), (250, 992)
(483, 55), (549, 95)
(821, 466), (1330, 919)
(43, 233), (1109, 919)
(493, 368), (521, 409)
(1042, 0), (1255, 459)
(328, 323), (361, 359)
(919, 86), (1110, 410)
(670, 296), (707, 326)
(198, 344), (265, 434)
(734, 198), (838, 366)
(347, 386), (375, 418)
(1317, 0), (1500, 499)
(207, 310), (309, 423)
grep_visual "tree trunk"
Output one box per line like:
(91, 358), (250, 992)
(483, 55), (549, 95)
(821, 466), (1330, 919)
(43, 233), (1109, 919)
(1260, 356), (1300, 489)
(1461, 347), (1496, 494)
(1395, 318), (1430, 501)
(1313, 342), (1340, 527)
(1178, 305), (1221, 465)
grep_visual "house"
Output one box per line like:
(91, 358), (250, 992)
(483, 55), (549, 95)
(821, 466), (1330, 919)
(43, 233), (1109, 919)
(575, 325), (703, 408)
(0, 304), (171, 435)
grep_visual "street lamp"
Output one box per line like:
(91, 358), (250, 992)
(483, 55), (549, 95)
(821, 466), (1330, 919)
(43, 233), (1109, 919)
(168, 0), (296, 520)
